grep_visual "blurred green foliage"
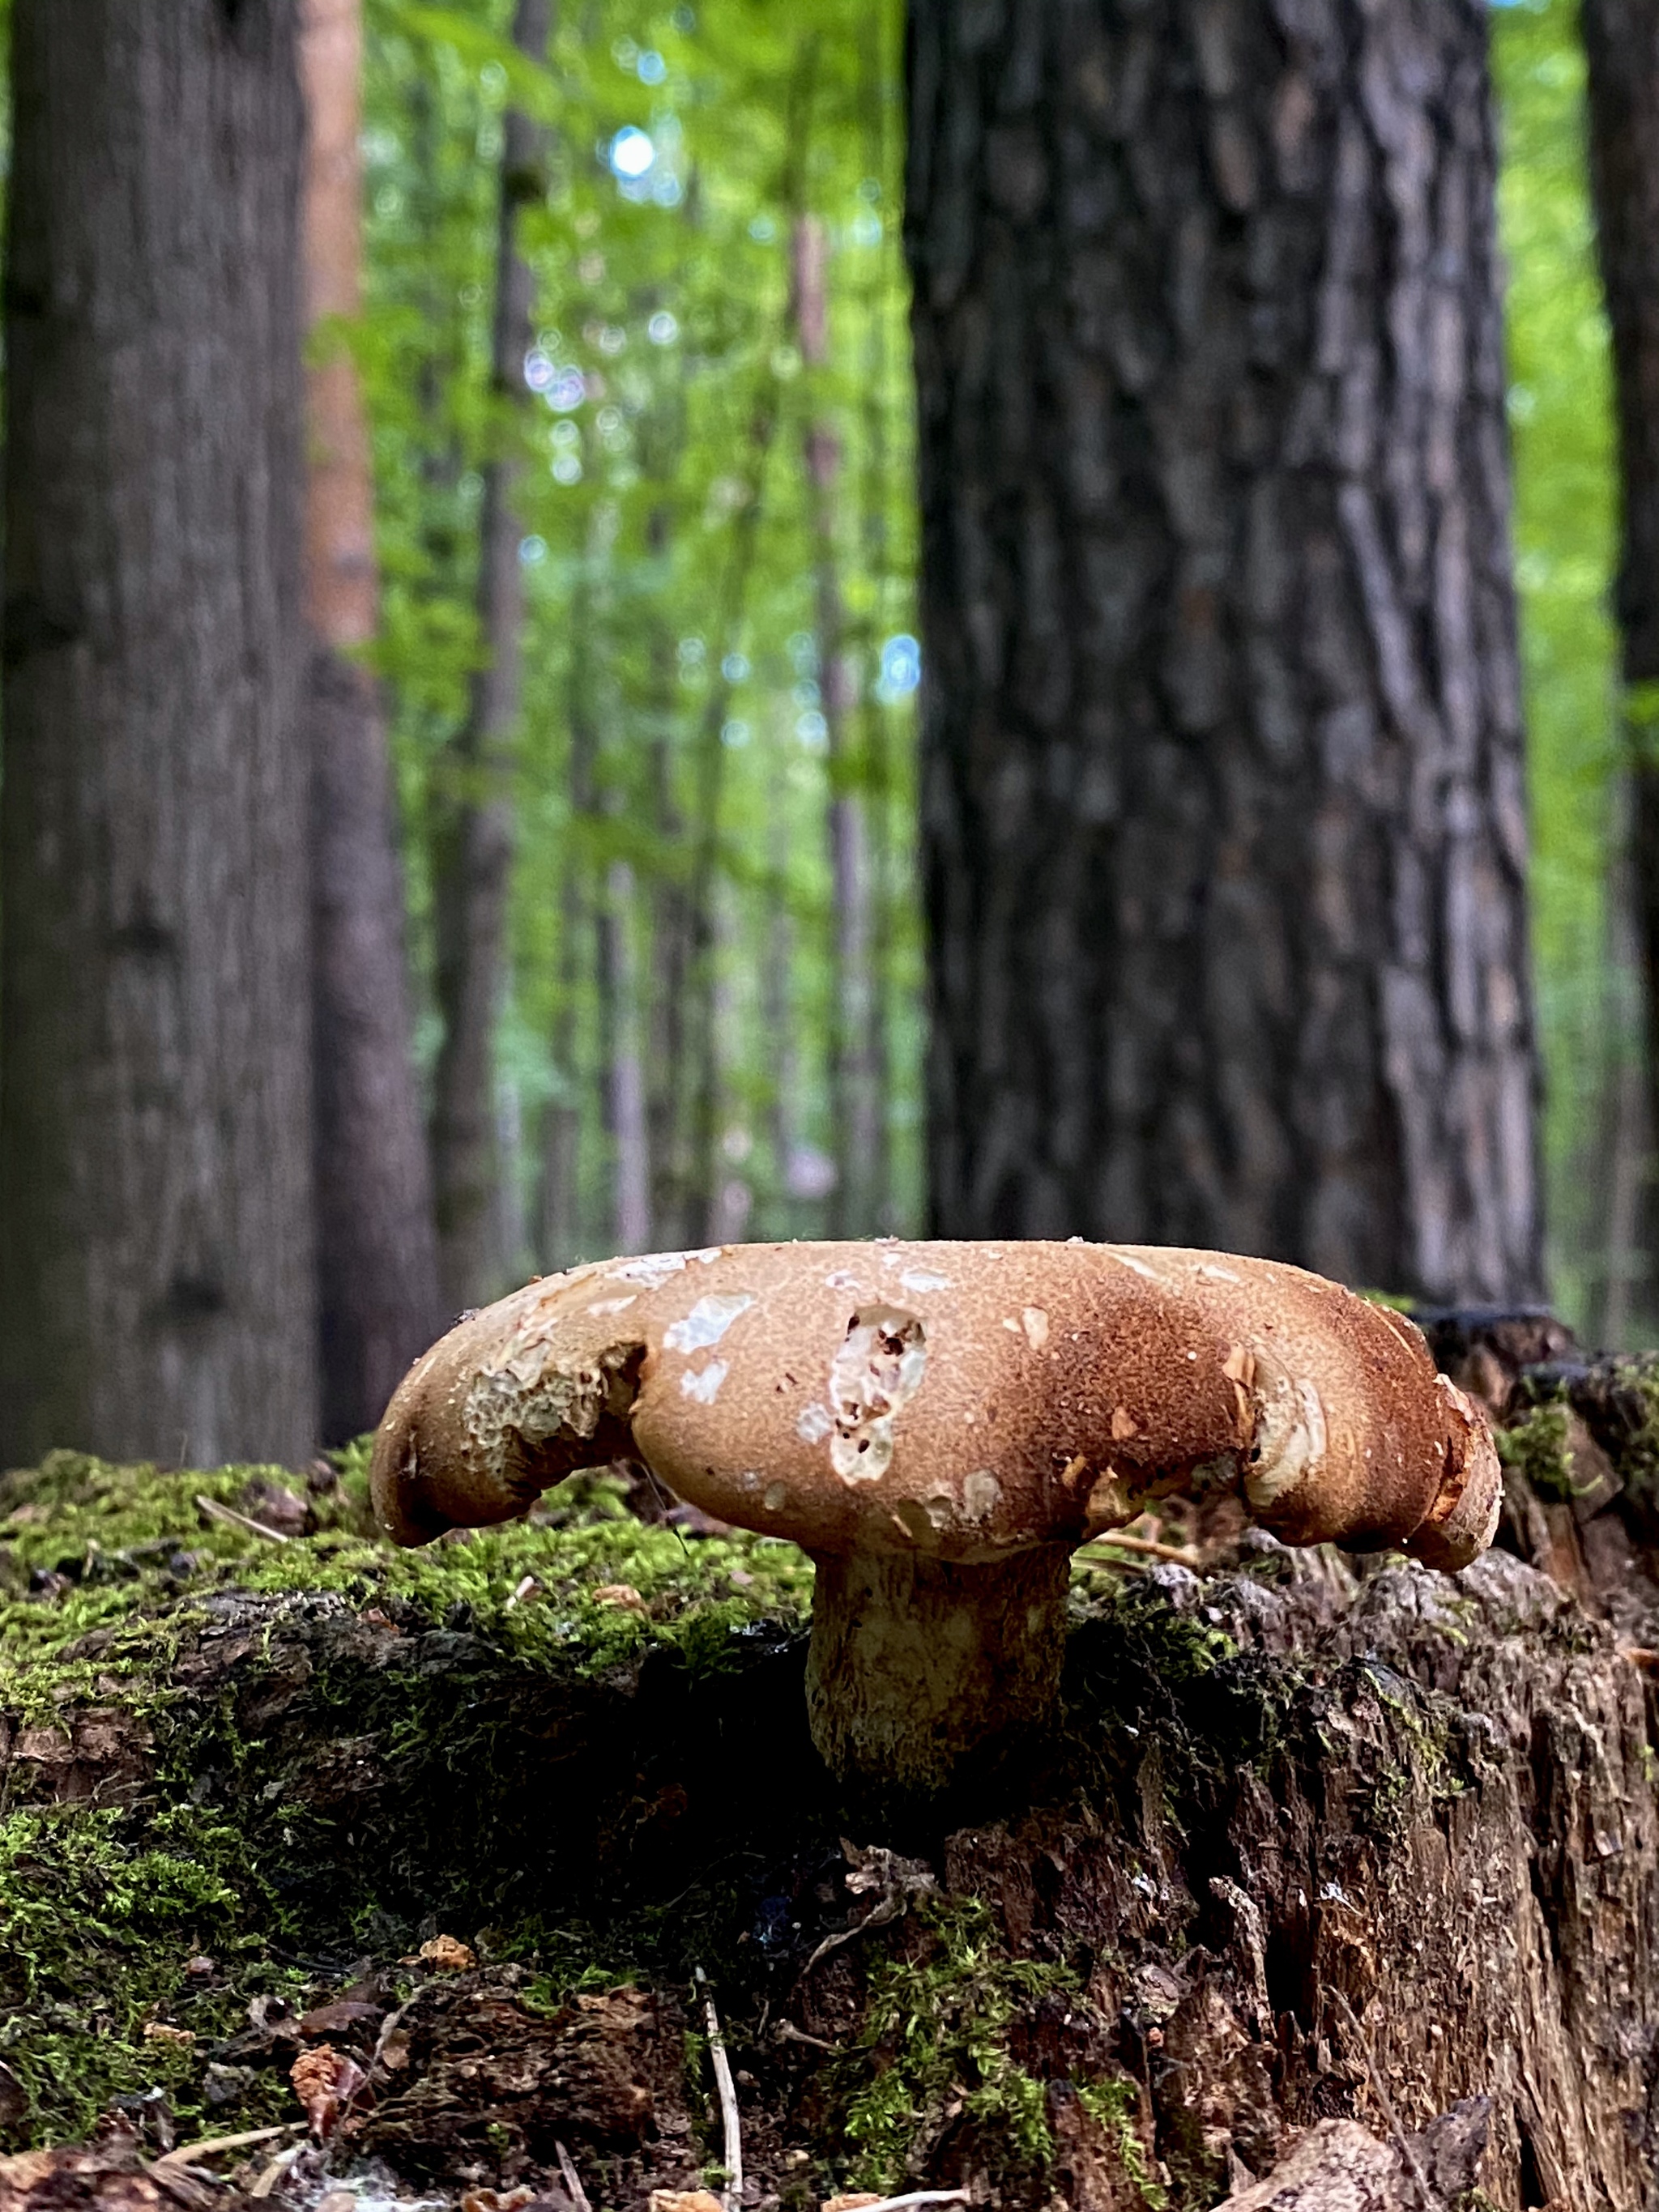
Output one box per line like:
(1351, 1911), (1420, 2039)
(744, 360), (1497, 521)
(361, 0), (920, 1275)
(1494, 0), (1627, 1333)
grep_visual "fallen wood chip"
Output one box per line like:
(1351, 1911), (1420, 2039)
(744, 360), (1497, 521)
(416, 1933), (476, 1971)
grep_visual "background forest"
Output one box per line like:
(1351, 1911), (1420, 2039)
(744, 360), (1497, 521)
(359, 0), (1621, 1327)
(0, 0), (1647, 1468)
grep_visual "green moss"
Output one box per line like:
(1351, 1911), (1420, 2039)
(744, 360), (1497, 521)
(1601, 1358), (1659, 1495)
(0, 1449), (825, 2152)
(832, 1896), (1077, 2191)
(1076, 2078), (1166, 2210)
(1495, 1398), (1577, 1501)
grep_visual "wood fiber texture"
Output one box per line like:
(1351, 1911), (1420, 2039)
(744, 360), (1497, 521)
(906, 0), (1539, 1303)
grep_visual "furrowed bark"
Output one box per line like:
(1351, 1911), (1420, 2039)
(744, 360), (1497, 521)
(906, 0), (1540, 1301)
(0, 0), (317, 1465)
(429, 0), (551, 1313)
(301, 0), (444, 1440)
(1584, 0), (1659, 1343)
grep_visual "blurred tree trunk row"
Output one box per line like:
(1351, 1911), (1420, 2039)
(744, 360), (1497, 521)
(429, 0), (553, 1315)
(301, 0), (445, 1441)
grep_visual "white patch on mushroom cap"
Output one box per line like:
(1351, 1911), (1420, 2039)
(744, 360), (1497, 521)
(763, 1481), (789, 1511)
(586, 1295), (638, 1316)
(1106, 1251), (1162, 1281)
(663, 1293), (754, 1353)
(827, 1306), (928, 1483)
(962, 1468), (1002, 1521)
(796, 1402), (835, 1443)
(1196, 1262), (1242, 1283)
(899, 1268), (953, 1294)
(1021, 1306), (1050, 1350)
(1244, 1368), (1328, 1507)
(680, 1360), (728, 1403)
(824, 1270), (865, 1290)
(612, 1251), (691, 1286)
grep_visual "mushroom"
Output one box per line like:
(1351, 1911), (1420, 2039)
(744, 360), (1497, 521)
(371, 1241), (1499, 1797)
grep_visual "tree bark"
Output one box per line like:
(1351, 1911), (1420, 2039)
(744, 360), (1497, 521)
(301, 0), (444, 1439)
(906, 0), (1539, 1302)
(603, 860), (653, 1254)
(429, 0), (551, 1314)
(794, 218), (882, 1241)
(0, 0), (317, 1467)
(1583, 0), (1659, 1343)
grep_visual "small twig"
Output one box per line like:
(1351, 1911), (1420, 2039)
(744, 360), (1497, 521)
(155, 2124), (296, 2169)
(774, 2019), (838, 2054)
(695, 1965), (743, 2211)
(249, 2142), (304, 2198)
(194, 1493), (291, 1545)
(1078, 1531), (1200, 1566)
(554, 2138), (594, 2212)
(1333, 1991), (1437, 2212)
(843, 2193), (973, 2212)
(505, 1574), (541, 1609)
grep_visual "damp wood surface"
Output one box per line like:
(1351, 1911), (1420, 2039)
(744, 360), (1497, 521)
(2, 1370), (1659, 2212)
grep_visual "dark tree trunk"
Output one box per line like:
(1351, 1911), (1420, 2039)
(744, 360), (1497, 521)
(906, 0), (1540, 1302)
(0, 0), (317, 1467)
(301, 0), (444, 1439)
(1583, 0), (1659, 1338)
(429, 0), (550, 1314)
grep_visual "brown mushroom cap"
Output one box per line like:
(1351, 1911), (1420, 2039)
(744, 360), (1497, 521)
(371, 1239), (1498, 1571)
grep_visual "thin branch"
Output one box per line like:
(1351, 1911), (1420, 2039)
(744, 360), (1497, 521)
(695, 1965), (743, 2210)
(555, 2138), (594, 2212)
(194, 1494), (292, 1545)
(844, 2193), (973, 2212)
(1333, 1990), (1438, 2212)
(154, 2125), (296, 2170)
(1077, 1531), (1199, 1566)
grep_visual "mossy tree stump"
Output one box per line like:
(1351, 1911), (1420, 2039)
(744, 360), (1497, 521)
(2, 1400), (1658, 2209)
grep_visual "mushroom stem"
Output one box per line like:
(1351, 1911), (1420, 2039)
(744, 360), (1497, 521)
(804, 1545), (1073, 1796)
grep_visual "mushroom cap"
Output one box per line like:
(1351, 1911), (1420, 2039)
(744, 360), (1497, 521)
(371, 1239), (1499, 1571)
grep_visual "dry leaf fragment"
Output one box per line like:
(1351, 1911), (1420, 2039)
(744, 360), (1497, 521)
(289, 2044), (368, 2139)
(143, 2022), (195, 2045)
(298, 1998), (384, 2038)
(648, 2194), (726, 2212)
(592, 1583), (647, 1612)
(417, 1933), (476, 1971)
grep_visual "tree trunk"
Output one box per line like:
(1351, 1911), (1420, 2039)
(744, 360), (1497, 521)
(794, 217), (882, 1241)
(603, 860), (653, 1254)
(1583, 0), (1659, 1344)
(429, 0), (551, 1314)
(0, 0), (317, 1468)
(301, 0), (445, 1438)
(906, 0), (1540, 1302)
